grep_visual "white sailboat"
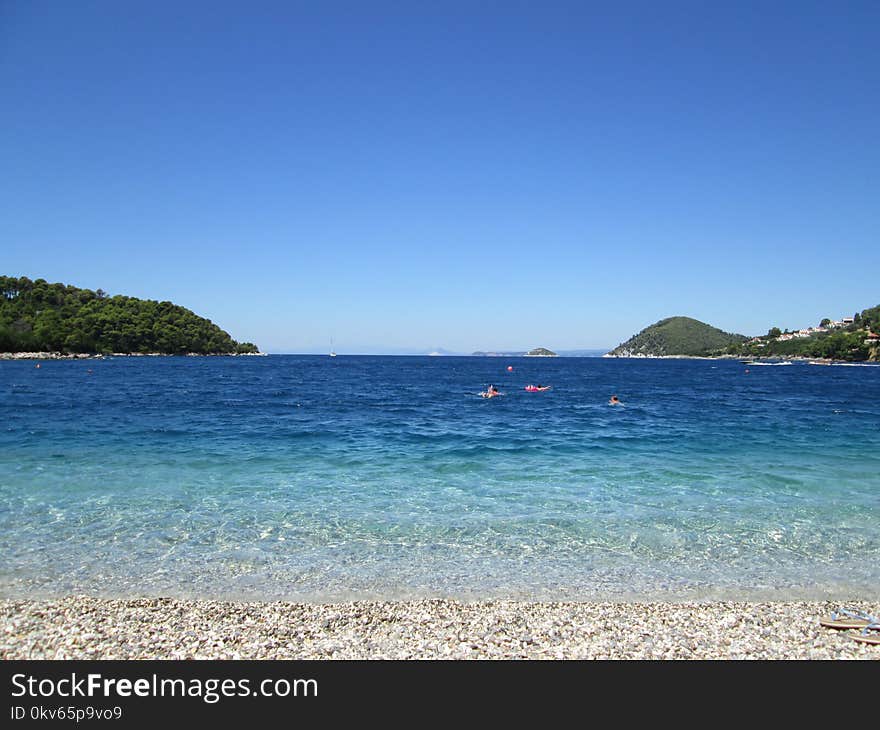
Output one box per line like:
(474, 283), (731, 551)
(329, 338), (337, 357)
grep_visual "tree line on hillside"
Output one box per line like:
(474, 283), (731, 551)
(0, 276), (259, 355)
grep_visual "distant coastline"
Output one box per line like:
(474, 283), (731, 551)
(471, 346), (560, 357)
(10, 351), (875, 364)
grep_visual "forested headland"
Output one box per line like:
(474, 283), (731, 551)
(0, 276), (258, 355)
(607, 317), (747, 357)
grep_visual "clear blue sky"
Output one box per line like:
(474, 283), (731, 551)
(2, 1), (878, 353)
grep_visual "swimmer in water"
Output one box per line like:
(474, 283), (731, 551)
(609, 394), (621, 405)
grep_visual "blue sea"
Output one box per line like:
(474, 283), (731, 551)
(1, 355), (878, 602)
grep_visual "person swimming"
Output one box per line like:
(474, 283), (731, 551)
(609, 394), (621, 405)
(482, 384), (501, 398)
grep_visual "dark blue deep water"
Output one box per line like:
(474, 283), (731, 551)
(1, 355), (878, 601)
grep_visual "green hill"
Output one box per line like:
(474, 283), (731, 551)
(607, 316), (746, 357)
(0, 276), (258, 355)
(524, 347), (557, 357)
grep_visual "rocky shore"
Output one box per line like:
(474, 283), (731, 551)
(0, 351), (266, 360)
(2, 597), (877, 660)
(0, 351), (105, 360)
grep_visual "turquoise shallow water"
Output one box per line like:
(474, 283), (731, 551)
(1, 355), (878, 601)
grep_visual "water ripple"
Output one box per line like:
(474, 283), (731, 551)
(0, 355), (878, 600)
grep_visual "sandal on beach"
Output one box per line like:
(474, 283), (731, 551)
(819, 608), (879, 630)
(852, 624), (880, 646)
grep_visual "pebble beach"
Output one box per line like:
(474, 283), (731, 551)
(2, 597), (877, 660)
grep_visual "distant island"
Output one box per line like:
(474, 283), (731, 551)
(472, 347), (558, 357)
(0, 276), (259, 355)
(606, 317), (746, 357)
(606, 306), (880, 362)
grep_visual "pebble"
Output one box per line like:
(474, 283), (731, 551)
(0, 597), (877, 660)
